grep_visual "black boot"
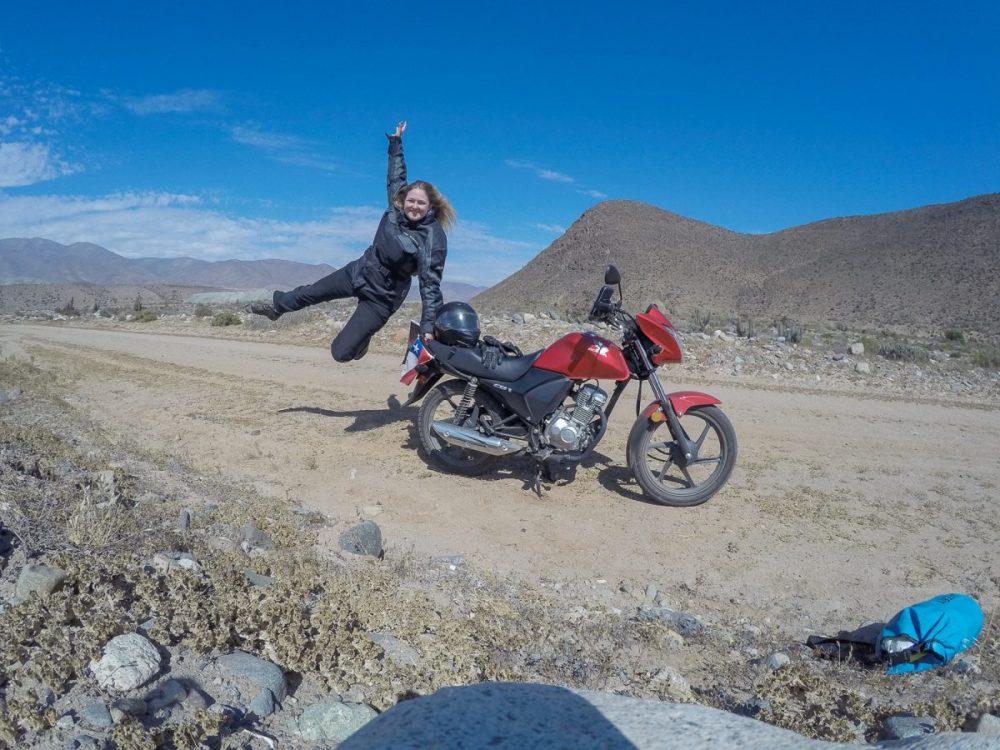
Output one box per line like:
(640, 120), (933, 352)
(246, 300), (281, 321)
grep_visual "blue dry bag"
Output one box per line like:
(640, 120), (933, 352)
(877, 593), (983, 674)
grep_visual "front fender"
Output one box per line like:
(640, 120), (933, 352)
(641, 390), (721, 420)
(402, 371), (444, 407)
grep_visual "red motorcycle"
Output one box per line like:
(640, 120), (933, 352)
(405, 266), (737, 506)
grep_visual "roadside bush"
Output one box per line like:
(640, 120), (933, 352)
(134, 310), (158, 323)
(775, 317), (803, 344)
(692, 309), (712, 332)
(735, 317), (757, 339)
(194, 303), (213, 318)
(55, 298), (80, 317)
(211, 311), (242, 327)
(944, 328), (964, 342)
(876, 340), (928, 362)
(972, 346), (1000, 369)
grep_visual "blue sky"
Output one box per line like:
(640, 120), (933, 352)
(1, 1), (997, 284)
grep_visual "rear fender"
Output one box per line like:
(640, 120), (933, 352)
(641, 391), (721, 421)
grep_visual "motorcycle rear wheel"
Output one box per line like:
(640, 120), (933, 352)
(418, 379), (500, 476)
(626, 405), (737, 506)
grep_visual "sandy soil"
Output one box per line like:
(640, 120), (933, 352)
(3, 323), (998, 635)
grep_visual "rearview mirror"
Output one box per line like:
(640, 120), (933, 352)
(604, 264), (621, 286)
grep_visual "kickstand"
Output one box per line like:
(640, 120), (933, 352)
(532, 465), (546, 498)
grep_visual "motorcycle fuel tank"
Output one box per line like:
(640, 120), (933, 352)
(534, 331), (630, 381)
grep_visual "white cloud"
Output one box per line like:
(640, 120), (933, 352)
(577, 188), (608, 199)
(0, 142), (79, 187)
(506, 158), (574, 183)
(532, 223), (566, 234)
(230, 124), (339, 172)
(123, 89), (223, 116)
(0, 191), (536, 285)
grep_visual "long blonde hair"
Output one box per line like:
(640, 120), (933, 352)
(394, 180), (456, 231)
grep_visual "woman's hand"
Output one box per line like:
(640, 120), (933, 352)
(423, 332), (434, 342)
(390, 121), (407, 139)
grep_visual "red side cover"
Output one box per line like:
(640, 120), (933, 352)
(534, 332), (630, 381)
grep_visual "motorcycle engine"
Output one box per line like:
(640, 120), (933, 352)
(544, 384), (608, 452)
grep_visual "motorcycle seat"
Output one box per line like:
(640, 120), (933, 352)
(428, 341), (543, 382)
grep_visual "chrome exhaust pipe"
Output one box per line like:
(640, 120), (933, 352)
(431, 421), (525, 456)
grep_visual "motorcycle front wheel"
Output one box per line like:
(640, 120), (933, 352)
(626, 405), (737, 507)
(417, 379), (500, 476)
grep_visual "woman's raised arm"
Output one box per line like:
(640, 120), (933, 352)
(386, 120), (408, 207)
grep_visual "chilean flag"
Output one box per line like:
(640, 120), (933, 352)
(400, 320), (434, 385)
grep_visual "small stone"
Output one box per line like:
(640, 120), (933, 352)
(642, 583), (658, 608)
(370, 632), (422, 668)
(522, 313), (536, 323)
(247, 689), (275, 718)
(68, 736), (102, 750)
(511, 313), (524, 324)
(338, 521), (383, 557)
(112, 697), (148, 717)
(361, 504), (383, 518)
(784, 362), (794, 371)
(639, 606), (705, 636)
(954, 656), (981, 675)
(214, 650), (286, 718)
(855, 361), (871, 374)
(146, 679), (187, 711)
(849, 342), (865, 355)
(78, 700), (114, 730)
(881, 714), (935, 740)
(16, 563), (67, 598)
(650, 666), (693, 700)
(57, 713), (76, 729)
(833, 352), (845, 361)
(975, 714), (1000, 735)
(243, 568), (274, 588)
(297, 700), (378, 743)
(0, 387), (22, 404)
(241, 522), (274, 550)
(177, 509), (191, 530)
(765, 652), (790, 670)
(89, 633), (162, 692)
(737, 697), (772, 717)
(185, 688), (212, 711)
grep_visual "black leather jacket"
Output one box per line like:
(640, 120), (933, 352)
(349, 135), (446, 334)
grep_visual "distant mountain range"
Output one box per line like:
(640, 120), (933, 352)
(474, 193), (1000, 335)
(0, 238), (484, 302)
(0, 238), (337, 288)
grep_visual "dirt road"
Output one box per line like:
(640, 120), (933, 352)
(4, 323), (998, 631)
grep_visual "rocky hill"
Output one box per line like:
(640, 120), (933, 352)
(0, 238), (336, 289)
(473, 194), (1000, 336)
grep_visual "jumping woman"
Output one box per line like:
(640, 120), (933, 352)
(249, 121), (453, 361)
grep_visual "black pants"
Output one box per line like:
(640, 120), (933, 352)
(273, 264), (393, 362)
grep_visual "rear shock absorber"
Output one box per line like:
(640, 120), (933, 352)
(453, 378), (478, 425)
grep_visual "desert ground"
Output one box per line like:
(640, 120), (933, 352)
(3, 322), (996, 633)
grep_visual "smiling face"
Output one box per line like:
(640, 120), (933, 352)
(403, 187), (430, 222)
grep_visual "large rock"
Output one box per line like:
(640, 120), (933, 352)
(214, 650), (286, 718)
(297, 700), (378, 743)
(338, 521), (383, 557)
(339, 682), (990, 749)
(16, 563), (67, 598)
(89, 634), (162, 692)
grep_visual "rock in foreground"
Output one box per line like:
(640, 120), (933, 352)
(339, 682), (991, 749)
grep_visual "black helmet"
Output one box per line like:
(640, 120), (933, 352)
(434, 301), (480, 347)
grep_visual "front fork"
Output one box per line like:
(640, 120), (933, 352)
(623, 337), (698, 462)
